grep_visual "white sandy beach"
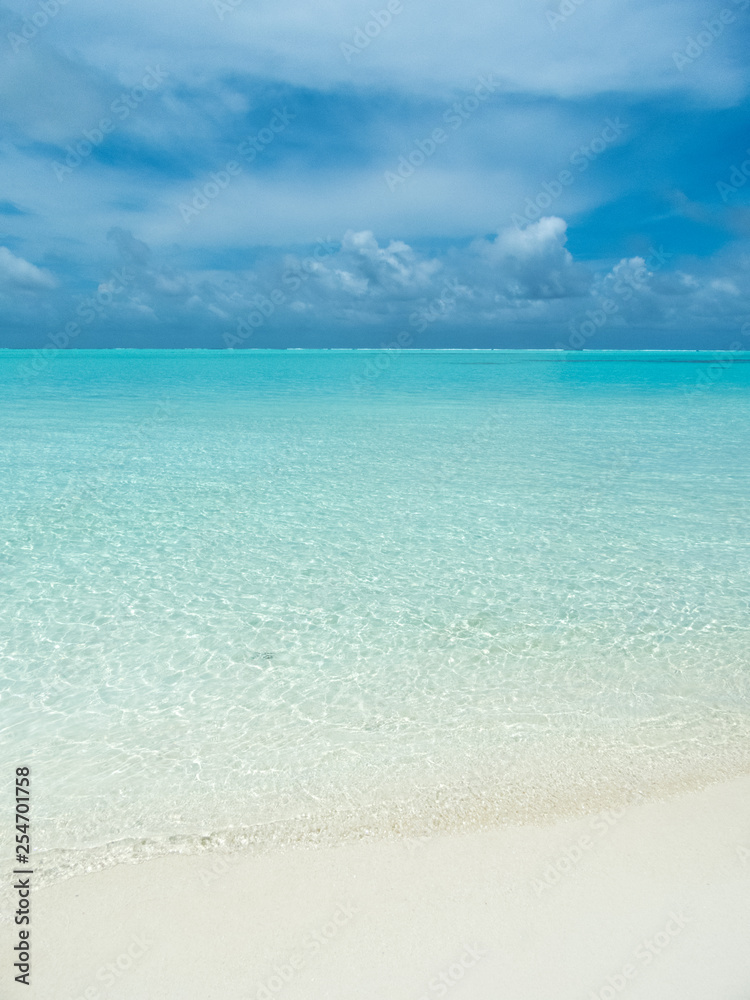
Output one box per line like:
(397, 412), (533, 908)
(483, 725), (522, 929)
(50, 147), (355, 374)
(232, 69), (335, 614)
(8, 773), (750, 1000)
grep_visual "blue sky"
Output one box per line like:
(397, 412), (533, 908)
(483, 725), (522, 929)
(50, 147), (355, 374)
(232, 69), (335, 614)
(1, 0), (749, 348)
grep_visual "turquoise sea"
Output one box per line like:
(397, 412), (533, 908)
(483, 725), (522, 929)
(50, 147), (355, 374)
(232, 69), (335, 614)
(2, 349), (749, 882)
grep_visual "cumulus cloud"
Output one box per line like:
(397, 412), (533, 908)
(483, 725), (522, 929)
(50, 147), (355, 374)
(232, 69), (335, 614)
(45, 221), (745, 350)
(0, 0), (747, 337)
(308, 230), (441, 300)
(470, 217), (590, 300)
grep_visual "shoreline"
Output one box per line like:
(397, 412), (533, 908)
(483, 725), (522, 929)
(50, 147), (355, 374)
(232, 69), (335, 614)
(14, 739), (750, 891)
(7, 772), (750, 999)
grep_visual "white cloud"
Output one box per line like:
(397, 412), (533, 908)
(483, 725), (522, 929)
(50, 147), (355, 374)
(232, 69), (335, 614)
(710, 278), (740, 295)
(0, 246), (57, 290)
(470, 217), (590, 299)
(5, 221), (750, 348)
(335, 230), (441, 294)
(89, 223), (750, 338)
(22, 0), (748, 104)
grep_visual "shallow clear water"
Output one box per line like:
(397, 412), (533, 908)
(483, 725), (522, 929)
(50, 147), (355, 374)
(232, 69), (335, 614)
(1, 349), (749, 880)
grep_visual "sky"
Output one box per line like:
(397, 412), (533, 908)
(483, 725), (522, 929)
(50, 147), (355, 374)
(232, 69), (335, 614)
(1, 0), (749, 349)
